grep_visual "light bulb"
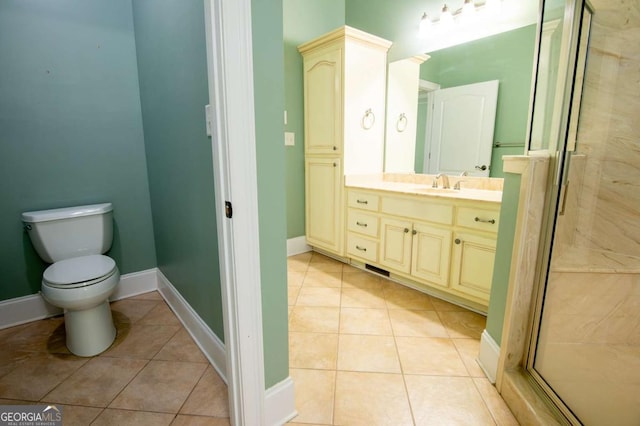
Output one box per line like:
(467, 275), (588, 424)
(439, 4), (454, 28)
(419, 13), (432, 37)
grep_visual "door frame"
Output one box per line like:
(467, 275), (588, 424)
(204, 0), (266, 424)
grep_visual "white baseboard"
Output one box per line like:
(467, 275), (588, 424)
(265, 376), (297, 426)
(287, 236), (311, 257)
(478, 329), (501, 383)
(110, 268), (158, 301)
(0, 269), (159, 330)
(156, 269), (227, 382)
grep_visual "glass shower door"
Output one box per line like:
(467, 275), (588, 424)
(530, 0), (640, 424)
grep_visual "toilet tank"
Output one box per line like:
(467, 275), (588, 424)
(22, 203), (114, 263)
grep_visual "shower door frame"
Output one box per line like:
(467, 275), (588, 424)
(522, 0), (594, 423)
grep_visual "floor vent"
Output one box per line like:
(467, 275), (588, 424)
(365, 263), (390, 277)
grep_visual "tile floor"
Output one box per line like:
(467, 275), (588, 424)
(0, 251), (518, 426)
(0, 291), (229, 426)
(286, 251), (519, 426)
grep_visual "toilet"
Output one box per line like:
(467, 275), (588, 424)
(22, 203), (120, 357)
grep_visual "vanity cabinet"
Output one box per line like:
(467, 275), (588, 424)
(299, 27), (391, 256)
(345, 187), (500, 308)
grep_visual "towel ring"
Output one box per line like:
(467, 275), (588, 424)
(396, 113), (407, 132)
(361, 109), (375, 130)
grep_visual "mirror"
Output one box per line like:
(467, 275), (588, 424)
(347, 0), (540, 177)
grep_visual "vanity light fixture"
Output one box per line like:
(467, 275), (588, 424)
(418, 0), (501, 35)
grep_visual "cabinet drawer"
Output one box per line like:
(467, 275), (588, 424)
(456, 207), (500, 233)
(347, 210), (379, 238)
(347, 234), (378, 263)
(381, 196), (453, 225)
(348, 191), (380, 211)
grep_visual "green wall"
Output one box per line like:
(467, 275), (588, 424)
(486, 172), (522, 345)
(131, 0), (223, 338)
(0, 0), (157, 301)
(253, 0), (290, 388)
(419, 25), (537, 177)
(283, 0), (345, 239)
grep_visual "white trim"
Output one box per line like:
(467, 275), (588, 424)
(287, 236), (312, 257)
(265, 376), (297, 425)
(156, 269), (227, 381)
(109, 268), (158, 301)
(0, 268), (159, 330)
(478, 329), (501, 383)
(204, 0), (267, 424)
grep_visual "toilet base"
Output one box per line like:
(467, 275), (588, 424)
(64, 301), (116, 357)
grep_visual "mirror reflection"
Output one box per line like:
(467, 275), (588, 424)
(346, 0), (539, 177)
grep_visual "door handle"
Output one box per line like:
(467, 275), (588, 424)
(475, 165), (488, 171)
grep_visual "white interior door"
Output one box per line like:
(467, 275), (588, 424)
(424, 80), (498, 176)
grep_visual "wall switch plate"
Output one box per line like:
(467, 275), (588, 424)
(285, 131), (295, 146)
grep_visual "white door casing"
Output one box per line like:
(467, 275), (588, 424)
(424, 80), (499, 176)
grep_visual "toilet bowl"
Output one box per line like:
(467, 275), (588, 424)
(22, 203), (120, 357)
(40, 255), (119, 356)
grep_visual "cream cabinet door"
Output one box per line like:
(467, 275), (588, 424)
(411, 223), (452, 288)
(450, 231), (496, 301)
(380, 217), (412, 274)
(305, 157), (343, 255)
(303, 49), (342, 155)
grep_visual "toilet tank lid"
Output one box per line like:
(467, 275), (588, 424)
(22, 203), (113, 223)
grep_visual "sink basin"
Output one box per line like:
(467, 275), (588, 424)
(415, 187), (458, 194)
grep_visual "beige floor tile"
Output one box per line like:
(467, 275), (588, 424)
(102, 324), (180, 359)
(405, 375), (495, 425)
(339, 308), (392, 335)
(288, 286), (301, 306)
(303, 270), (342, 288)
(0, 349), (32, 379)
(296, 287), (341, 307)
(110, 299), (160, 323)
(0, 353), (88, 401)
(172, 415), (231, 426)
(473, 377), (520, 426)
(429, 296), (470, 312)
(128, 291), (164, 301)
(289, 332), (338, 370)
(43, 357), (148, 407)
(453, 338), (486, 377)
(388, 309), (449, 338)
(337, 335), (400, 373)
(288, 253), (312, 272)
(308, 254), (344, 273)
(334, 371), (413, 426)
(341, 271), (383, 290)
(109, 360), (207, 413)
(384, 285), (435, 310)
(341, 288), (386, 309)
(2, 316), (66, 353)
(396, 336), (468, 376)
(288, 271), (306, 287)
(180, 366), (229, 417)
(154, 329), (209, 363)
(289, 306), (340, 333)
(438, 311), (487, 339)
(289, 368), (335, 425)
(138, 303), (181, 326)
(92, 409), (174, 426)
(55, 404), (103, 425)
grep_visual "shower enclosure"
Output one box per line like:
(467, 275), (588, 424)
(527, 0), (640, 424)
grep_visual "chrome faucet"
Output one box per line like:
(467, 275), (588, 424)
(459, 171), (468, 177)
(432, 173), (450, 189)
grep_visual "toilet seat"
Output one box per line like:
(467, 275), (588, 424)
(43, 255), (117, 289)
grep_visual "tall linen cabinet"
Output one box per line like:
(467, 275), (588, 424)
(298, 26), (392, 256)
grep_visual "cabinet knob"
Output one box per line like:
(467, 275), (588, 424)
(333, 162), (337, 167)
(333, 146), (337, 151)
(412, 229), (417, 235)
(404, 228), (409, 233)
(455, 238), (461, 245)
